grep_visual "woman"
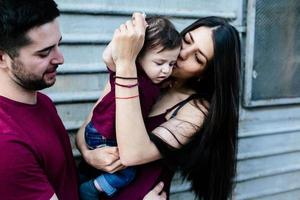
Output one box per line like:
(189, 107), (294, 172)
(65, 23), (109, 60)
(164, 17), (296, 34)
(77, 13), (241, 200)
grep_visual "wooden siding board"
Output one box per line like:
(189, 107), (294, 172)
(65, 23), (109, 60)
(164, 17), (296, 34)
(235, 171), (300, 199)
(237, 151), (300, 182)
(56, 0), (240, 23)
(44, 74), (108, 93)
(239, 119), (300, 138)
(54, 102), (95, 123)
(59, 44), (106, 67)
(238, 131), (300, 160)
(254, 188), (300, 200)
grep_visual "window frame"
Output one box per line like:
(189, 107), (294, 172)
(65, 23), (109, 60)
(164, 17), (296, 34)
(243, 0), (300, 107)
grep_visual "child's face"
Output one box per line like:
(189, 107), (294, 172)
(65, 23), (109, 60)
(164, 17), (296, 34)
(139, 46), (180, 84)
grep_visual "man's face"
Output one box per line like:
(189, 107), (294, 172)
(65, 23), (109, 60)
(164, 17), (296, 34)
(8, 18), (64, 91)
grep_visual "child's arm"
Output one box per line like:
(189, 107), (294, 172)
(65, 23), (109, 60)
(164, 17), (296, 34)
(76, 81), (124, 173)
(103, 41), (116, 71)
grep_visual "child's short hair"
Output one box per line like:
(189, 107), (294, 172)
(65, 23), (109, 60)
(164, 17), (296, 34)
(138, 16), (182, 58)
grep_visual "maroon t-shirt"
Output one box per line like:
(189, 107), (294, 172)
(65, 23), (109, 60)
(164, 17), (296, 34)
(0, 93), (79, 200)
(91, 67), (160, 139)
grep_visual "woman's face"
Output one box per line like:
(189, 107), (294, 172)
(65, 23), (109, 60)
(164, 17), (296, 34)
(172, 26), (214, 79)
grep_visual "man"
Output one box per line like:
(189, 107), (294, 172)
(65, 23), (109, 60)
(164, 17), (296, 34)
(0, 0), (167, 198)
(0, 0), (79, 199)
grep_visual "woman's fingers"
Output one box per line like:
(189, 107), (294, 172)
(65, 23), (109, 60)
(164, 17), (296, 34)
(87, 147), (118, 167)
(103, 146), (119, 156)
(119, 23), (127, 32)
(110, 12), (147, 65)
(106, 159), (126, 173)
(125, 20), (134, 31)
(132, 12), (147, 33)
(143, 182), (166, 200)
(152, 182), (164, 193)
(160, 192), (167, 200)
(132, 12), (146, 26)
(87, 147), (125, 173)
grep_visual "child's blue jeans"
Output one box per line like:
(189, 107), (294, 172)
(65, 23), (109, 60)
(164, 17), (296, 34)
(80, 122), (136, 199)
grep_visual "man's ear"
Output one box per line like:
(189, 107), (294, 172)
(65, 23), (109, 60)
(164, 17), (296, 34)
(0, 50), (11, 69)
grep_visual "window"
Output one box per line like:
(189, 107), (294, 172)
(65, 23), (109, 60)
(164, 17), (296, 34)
(244, 0), (300, 107)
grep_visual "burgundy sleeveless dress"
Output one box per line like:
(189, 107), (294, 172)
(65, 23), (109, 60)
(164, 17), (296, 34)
(104, 96), (197, 200)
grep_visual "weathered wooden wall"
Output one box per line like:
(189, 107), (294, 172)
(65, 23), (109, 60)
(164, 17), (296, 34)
(47, 1), (300, 199)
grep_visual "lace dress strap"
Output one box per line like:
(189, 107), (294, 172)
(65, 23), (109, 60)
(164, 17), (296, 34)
(166, 94), (198, 119)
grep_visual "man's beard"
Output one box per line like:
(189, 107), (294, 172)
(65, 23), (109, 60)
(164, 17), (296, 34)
(11, 60), (57, 91)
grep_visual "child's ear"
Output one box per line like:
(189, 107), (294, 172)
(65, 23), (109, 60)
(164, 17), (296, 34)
(0, 51), (11, 69)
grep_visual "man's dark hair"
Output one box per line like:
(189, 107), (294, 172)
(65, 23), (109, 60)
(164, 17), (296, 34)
(138, 16), (181, 59)
(0, 0), (60, 58)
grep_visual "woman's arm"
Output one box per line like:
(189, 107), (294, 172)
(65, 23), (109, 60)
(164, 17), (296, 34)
(111, 13), (161, 165)
(112, 13), (207, 166)
(115, 86), (206, 166)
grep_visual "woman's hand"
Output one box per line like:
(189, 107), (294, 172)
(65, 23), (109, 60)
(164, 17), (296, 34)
(102, 41), (116, 71)
(143, 182), (167, 200)
(82, 146), (125, 173)
(111, 12), (147, 68)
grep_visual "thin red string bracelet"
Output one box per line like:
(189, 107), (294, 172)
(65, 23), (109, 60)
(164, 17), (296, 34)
(115, 94), (139, 99)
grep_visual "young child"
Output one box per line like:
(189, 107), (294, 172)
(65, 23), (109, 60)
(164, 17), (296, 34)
(79, 16), (181, 199)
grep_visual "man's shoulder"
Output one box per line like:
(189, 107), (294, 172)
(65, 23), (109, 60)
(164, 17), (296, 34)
(37, 92), (57, 111)
(0, 110), (22, 136)
(37, 92), (54, 104)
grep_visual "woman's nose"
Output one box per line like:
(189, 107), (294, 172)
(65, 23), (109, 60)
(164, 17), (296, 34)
(179, 48), (188, 60)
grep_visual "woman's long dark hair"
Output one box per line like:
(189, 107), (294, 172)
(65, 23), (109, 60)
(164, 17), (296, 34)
(179, 17), (241, 200)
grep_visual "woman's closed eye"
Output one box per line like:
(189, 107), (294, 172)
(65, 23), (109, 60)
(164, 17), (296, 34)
(195, 52), (206, 65)
(183, 36), (190, 44)
(195, 55), (203, 64)
(183, 34), (192, 44)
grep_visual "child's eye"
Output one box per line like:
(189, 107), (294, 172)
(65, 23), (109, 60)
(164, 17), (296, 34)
(154, 62), (163, 66)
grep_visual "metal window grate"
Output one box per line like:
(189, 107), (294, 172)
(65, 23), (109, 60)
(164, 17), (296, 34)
(244, 0), (300, 106)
